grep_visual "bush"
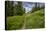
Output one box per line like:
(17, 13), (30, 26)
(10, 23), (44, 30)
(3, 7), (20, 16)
(7, 16), (25, 30)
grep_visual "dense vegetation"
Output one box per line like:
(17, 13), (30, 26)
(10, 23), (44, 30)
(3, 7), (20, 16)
(5, 1), (45, 30)
(6, 9), (45, 30)
(7, 16), (25, 30)
(5, 1), (25, 16)
(26, 9), (45, 29)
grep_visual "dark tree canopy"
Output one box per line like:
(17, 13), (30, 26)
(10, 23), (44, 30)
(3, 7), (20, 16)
(5, 1), (25, 16)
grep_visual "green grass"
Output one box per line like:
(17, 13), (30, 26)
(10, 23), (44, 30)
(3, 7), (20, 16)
(7, 9), (45, 30)
(7, 16), (25, 30)
(26, 9), (45, 29)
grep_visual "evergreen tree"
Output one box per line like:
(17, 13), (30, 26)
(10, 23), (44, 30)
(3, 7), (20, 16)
(5, 1), (14, 16)
(5, 1), (25, 16)
(15, 1), (25, 15)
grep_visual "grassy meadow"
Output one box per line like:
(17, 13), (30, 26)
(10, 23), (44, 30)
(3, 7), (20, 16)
(6, 9), (45, 30)
(5, 1), (45, 30)
(26, 9), (45, 29)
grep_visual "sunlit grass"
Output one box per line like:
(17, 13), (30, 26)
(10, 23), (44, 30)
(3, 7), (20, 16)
(26, 9), (45, 29)
(7, 16), (25, 30)
(7, 9), (44, 30)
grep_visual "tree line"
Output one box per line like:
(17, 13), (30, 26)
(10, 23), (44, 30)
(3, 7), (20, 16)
(31, 3), (45, 13)
(5, 1), (45, 16)
(5, 1), (25, 16)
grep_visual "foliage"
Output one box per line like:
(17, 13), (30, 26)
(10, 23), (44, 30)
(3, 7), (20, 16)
(7, 9), (44, 29)
(5, 1), (45, 30)
(31, 3), (45, 13)
(7, 16), (25, 30)
(5, 1), (25, 16)
(26, 9), (44, 29)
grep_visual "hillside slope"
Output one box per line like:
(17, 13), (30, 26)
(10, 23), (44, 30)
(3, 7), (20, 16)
(7, 9), (45, 30)
(26, 9), (45, 29)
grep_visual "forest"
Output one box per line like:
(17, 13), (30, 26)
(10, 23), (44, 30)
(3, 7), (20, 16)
(5, 1), (45, 30)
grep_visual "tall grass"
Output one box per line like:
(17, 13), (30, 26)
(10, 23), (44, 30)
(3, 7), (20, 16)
(7, 9), (44, 30)
(7, 16), (25, 30)
(26, 9), (45, 29)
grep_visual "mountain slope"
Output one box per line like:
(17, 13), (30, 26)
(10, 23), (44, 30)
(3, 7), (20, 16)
(26, 9), (45, 29)
(7, 9), (45, 30)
